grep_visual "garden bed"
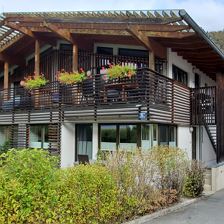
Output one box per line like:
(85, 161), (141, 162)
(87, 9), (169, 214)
(0, 147), (205, 223)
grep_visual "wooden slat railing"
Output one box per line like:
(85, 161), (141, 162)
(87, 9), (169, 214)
(0, 68), (191, 124)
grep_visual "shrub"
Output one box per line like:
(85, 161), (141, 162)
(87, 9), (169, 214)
(183, 160), (205, 198)
(104, 149), (176, 218)
(150, 146), (189, 196)
(54, 164), (121, 224)
(0, 140), (11, 154)
(0, 148), (196, 223)
(0, 150), (122, 224)
(0, 149), (59, 223)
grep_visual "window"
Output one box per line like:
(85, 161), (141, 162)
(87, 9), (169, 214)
(30, 125), (49, 149)
(76, 124), (92, 160)
(100, 125), (117, 151)
(118, 48), (148, 57)
(169, 126), (177, 147)
(99, 124), (176, 151)
(152, 124), (158, 146)
(99, 124), (138, 151)
(172, 65), (188, 85)
(158, 125), (177, 147)
(141, 124), (151, 150)
(0, 126), (11, 147)
(119, 125), (137, 150)
(118, 48), (148, 68)
(97, 47), (113, 55)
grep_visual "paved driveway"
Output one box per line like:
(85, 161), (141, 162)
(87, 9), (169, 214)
(149, 190), (224, 224)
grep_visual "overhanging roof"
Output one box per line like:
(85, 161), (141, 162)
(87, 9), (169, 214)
(0, 9), (223, 76)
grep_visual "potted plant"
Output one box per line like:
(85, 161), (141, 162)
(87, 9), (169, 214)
(20, 74), (49, 108)
(57, 68), (87, 85)
(106, 65), (136, 80)
(21, 74), (49, 90)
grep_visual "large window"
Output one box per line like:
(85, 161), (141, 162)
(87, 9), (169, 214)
(99, 124), (176, 151)
(100, 125), (117, 151)
(100, 124), (138, 151)
(158, 125), (177, 147)
(118, 48), (148, 57)
(97, 47), (113, 55)
(172, 65), (188, 86)
(119, 125), (137, 150)
(29, 125), (49, 149)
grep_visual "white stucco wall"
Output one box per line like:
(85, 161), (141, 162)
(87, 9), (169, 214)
(92, 123), (99, 160)
(167, 48), (216, 87)
(211, 164), (224, 191)
(177, 125), (192, 160)
(61, 123), (75, 168)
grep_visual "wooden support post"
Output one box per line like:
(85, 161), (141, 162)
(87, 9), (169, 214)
(4, 62), (9, 89)
(72, 43), (78, 72)
(34, 40), (40, 76)
(149, 51), (155, 71)
(216, 72), (224, 163)
(34, 40), (40, 109)
(3, 61), (9, 101)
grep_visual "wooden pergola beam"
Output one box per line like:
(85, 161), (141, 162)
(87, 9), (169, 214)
(126, 25), (166, 58)
(43, 21), (73, 43)
(4, 21), (35, 38)
(144, 31), (195, 39)
(7, 19), (190, 32)
(126, 25), (151, 50)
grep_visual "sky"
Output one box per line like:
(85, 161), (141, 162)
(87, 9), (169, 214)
(0, 0), (224, 31)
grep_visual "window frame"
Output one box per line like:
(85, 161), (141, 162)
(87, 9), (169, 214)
(29, 124), (49, 149)
(172, 64), (188, 86)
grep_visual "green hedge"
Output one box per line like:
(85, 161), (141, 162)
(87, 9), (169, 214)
(0, 148), (204, 223)
(0, 149), (121, 223)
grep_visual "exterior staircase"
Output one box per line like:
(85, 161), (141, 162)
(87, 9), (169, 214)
(204, 124), (217, 153)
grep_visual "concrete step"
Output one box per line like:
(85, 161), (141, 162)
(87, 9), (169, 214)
(205, 175), (212, 185)
(204, 184), (212, 192)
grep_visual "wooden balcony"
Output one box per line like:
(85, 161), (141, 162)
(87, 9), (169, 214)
(0, 68), (191, 124)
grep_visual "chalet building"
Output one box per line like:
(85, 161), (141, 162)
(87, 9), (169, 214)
(0, 9), (224, 176)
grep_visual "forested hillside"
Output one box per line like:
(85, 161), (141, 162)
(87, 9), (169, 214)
(209, 31), (224, 51)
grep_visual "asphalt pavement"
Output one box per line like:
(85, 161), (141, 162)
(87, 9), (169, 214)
(148, 190), (224, 224)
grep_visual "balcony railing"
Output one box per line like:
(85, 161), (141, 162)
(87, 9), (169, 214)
(191, 86), (216, 125)
(0, 68), (192, 124)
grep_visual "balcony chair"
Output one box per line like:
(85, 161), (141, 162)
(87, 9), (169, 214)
(78, 154), (90, 164)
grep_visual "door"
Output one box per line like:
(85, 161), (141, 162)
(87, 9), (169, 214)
(76, 124), (93, 161)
